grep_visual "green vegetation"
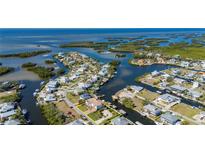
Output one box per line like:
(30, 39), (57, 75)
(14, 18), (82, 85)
(0, 50), (51, 58)
(22, 62), (55, 79)
(0, 81), (19, 92)
(67, 93), (79, 104)
(45, 59), (55, 64)
(122, 98), (135, 109)
(40, 103), (65, 125)
(0, 93), (21, 102)
(88, 109), (103, 121)
(109, 60), (120, 67)
(0, 66), (14, 76)
(147, 42), (205, 60)
(109, 38), (168, 52)
(56, 68), (65, 76)
(27, 66), (54, 79)
(60, 41), (120, 51)
(21, 62), (37, 68)
(11, 109), (27, 124)
(78, 104), (88, 112)
(171, 103), (200, 118)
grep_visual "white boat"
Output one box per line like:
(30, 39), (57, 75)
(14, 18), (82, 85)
(119, 109), (126, 115)
(33, 92), (37, 97)
(19, 84), (26, 89)
(40, 81), (45, 85)
(156, 90), (162, 94)
(135, 121), (143, 125)
(35, 89), (39, 92)
(22, 109), (28, 115)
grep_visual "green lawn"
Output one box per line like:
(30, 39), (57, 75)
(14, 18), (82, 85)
(87, 110), (103, 121)
(171, 103), (201, 118)
(122, 98), (135, 109)
(67, 93), (80, 104)
(78, 104), (88, 112)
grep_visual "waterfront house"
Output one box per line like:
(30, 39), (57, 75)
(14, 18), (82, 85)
(180, 61), (190, 68)
(188, 90), (202, 99)
(59, 76), (69, 84)
(170, 85), (186, 93)
(160, 112), (180, 125)
(151, 70), (160, 77)
(68, 119), (85, 125)
(0, 102), (16, 113)
(118, 91), (133, 99)
(4, 119), (20, 125)
(172, 69), (181, 76)
(44, 94), (56, 102)
(157, 94), (181, 104)
(192, 82), (199, 89)
(173, 78), (185, 84)
(111, 116), (130, 125)
(86, 98), (103, 110)
(143, 104), (161, 116)
(130, 85), (143, 93)
(47, 80), (58, 88)
(78, 82), (91, 90)
(80, 93), (91, 100)
(0, 110), (17, 120)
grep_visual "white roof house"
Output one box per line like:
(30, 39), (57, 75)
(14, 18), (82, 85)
(151, 70), (160, 76)
(144, 104), (161, 116)
(111, 116), (130, 125)
(130, 85), (144, 93)
(47, 80), (58, 88)
(192, 82), (199, 89)
(188, 90), (202, 99)
(174, 78), (185, 84)
(170, 85), (186, 92)
(157, 94), (181, 104)
(44, 94), (56, 102)
(4, 119), (20, 125)
(0, 103), (15, 113)
(0, 110), (17, 119)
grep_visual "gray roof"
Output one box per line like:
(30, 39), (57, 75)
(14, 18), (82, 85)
(161, 113), (179, 124)
(111, 117), (130, 125)
(0, 110), (16, 119)
(158, 94), (181, 103)
(4, 119), (20, 125)
(130, 85), (144, 92)
(144, 104), (161, 115)
(69, 119), (85, 125)
(170, 85), (186, 92)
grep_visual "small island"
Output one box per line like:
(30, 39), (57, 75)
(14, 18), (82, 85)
(45, 59), (55, 65)
(22, 62), (55, 79)
(0, 66), (14, 76)
(0, 50), (51, 58)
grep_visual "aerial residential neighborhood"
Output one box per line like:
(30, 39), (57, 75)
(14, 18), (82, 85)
(0, 29), (205, 125)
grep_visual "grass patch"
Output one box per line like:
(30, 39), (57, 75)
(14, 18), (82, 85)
(88, 109), (103, 121)
(78, 104), (88, 112)
(67, 93), (80, 104)
(171, 103), (201, 118)
(0, 92), (21, 103)
(122, 98), (135, 109)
